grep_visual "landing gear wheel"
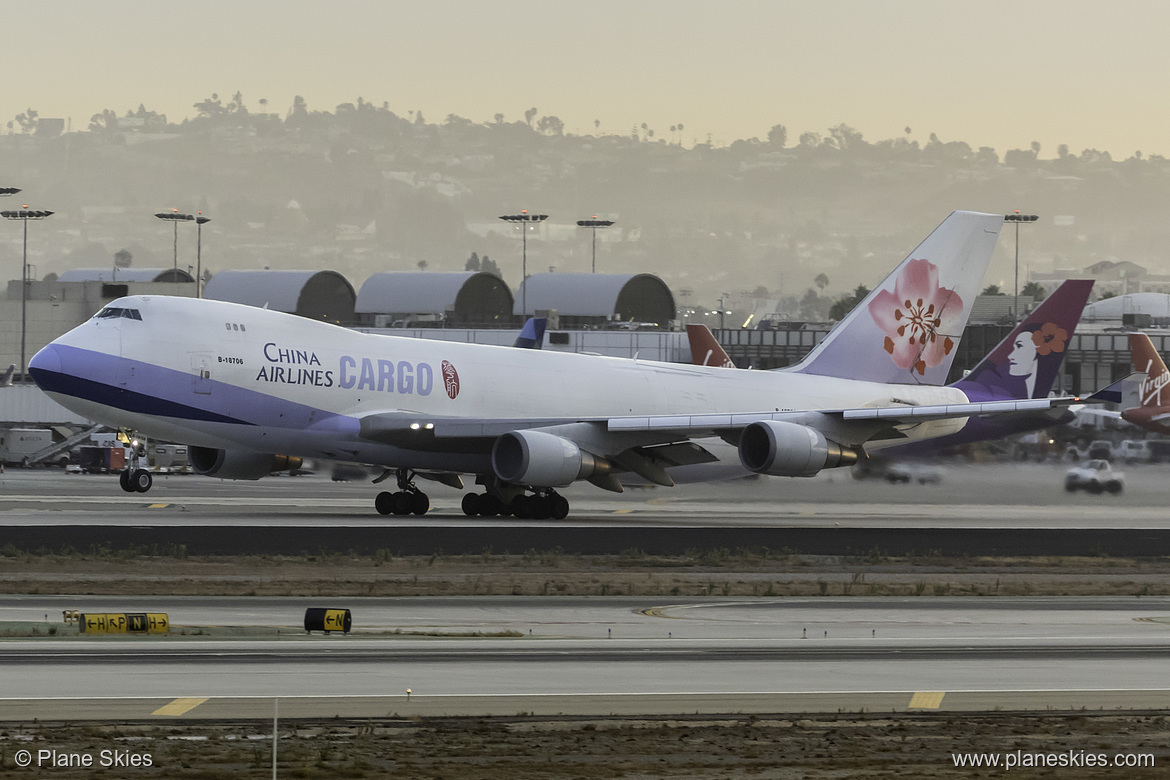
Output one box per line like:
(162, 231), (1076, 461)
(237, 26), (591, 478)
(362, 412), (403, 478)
(131, 469), (153, 493)
(392, 491), (414, 515)
(461, 492), (480, 516)
(410, 491), (430, 515)
(119, 469), (135, 493)
(478, 494), (503, 517)
(375, 491), (395, 516)
(530, 496), (552, 520)
(511, 495), (532, 519)
(550, 494), (570, 520)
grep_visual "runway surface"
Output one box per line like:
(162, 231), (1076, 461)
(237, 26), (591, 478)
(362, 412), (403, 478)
(3, 463), (1170, 720)
(0, 461), (1163, 527)
(3, 596), (1170, 719)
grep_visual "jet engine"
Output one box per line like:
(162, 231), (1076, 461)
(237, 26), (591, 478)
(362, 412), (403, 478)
(491, 430), (602, 487)
(737, 420), (859, 477)
(188, 446), (303, 480)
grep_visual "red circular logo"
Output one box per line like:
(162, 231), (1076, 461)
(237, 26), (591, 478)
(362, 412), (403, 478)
(441, 360), (460, 399)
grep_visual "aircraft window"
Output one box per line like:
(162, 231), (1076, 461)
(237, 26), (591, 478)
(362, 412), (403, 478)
(232, 324), (239, 331)
(239, 324), (246, 332)
(225, 323), (231, 330)
(95, 307), (142, 320)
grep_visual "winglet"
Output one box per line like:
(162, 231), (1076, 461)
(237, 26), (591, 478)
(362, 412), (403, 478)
(788, 211), (1004, 385)
(686, 324), (735, 367)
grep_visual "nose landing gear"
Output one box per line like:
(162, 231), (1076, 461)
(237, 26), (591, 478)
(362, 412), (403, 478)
(118, 433), (152, 493)
(119, 468), (153, 493)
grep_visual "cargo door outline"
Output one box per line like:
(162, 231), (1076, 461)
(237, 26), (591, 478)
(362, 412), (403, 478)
(191, 353), (213, 395)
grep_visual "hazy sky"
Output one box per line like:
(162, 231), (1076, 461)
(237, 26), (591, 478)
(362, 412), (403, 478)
(6, 0), (1169, 157)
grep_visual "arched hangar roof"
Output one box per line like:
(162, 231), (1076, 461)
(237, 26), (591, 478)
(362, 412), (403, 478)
(356, 272), (513, 324)
(1084, 293), (1170, 319)
(58, 268), (195, 283)
(515, 273), (675, 323)
(203, 270), (356, 322)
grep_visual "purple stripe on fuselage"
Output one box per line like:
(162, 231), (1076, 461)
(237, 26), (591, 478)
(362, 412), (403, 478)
(33, 344), (359, 435)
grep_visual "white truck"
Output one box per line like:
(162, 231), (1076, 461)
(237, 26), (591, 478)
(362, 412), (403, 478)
(0, 428), (53, 466)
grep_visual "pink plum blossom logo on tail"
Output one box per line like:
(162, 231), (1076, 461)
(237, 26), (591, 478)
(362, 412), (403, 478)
(867, 258), (963, 376)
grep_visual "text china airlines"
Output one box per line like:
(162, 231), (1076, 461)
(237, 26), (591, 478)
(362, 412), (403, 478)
(254, 343), (461, 399)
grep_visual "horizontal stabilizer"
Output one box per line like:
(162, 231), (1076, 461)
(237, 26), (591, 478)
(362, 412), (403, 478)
(1086, 372), (1142, 405)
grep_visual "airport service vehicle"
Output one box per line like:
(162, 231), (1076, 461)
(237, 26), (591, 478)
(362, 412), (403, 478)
(1086, 439), (1115, 460)
(0, 427), (52, 465)
(1117, 439), (1151, 464)
(1064, 459), (1125, 494)
(884, 462), (943, 484)
(30, 211), (1090, 518)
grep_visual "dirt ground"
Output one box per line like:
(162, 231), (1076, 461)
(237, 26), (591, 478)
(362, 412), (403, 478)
(2, 547), (1170, 598)
(1, 712), (1167, 779)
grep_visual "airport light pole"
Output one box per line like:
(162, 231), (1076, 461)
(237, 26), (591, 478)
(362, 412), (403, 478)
(576, 216), (615, 273)
(499, 210), (548, 317)
(1, 205), (54, 383)
(1004, 211), (1038, 323)
(155, 209), (196, 274)
(195, 213), (211, 297)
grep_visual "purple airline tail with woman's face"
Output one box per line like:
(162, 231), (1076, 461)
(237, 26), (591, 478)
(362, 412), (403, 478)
(952, 279), (1094, 402)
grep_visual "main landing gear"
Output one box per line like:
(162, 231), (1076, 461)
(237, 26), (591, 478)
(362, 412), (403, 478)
(461, 489), (570, 520)
(374, 468), (430, 516)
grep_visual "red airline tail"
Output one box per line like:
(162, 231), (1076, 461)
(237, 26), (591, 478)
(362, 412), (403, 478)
(686, 325), (735, 368)
(1121, 333), (1170, 435)
(1130, 333), (1170, 409)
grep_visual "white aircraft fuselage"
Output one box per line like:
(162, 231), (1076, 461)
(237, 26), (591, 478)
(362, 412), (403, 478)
(32, 295), (969, 475)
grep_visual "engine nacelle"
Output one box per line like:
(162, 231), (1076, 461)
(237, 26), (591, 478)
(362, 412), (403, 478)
(491, 430), (601, 487)
(737, 420), (858, 477)
(188, 446), (303, 481)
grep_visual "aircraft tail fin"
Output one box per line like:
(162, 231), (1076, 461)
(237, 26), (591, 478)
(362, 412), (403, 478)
(686, 324), (735, 367)
(0, 364), (13, 387)
(953, 279), (1094, 401)
(512, 317), (547, 349)
(1129, 332), (1170, 408)
(788, 211), (1004, 385)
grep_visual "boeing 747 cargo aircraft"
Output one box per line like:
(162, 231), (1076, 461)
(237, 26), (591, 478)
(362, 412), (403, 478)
(30, 211), (1087, 518)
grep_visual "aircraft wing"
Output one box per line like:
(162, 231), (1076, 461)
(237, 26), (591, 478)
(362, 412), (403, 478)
(359, 395), (1087, 452)
(610, 397), (1076, 429)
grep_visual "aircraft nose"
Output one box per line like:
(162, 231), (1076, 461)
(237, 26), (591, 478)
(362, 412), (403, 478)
(28, 344), (63, 388)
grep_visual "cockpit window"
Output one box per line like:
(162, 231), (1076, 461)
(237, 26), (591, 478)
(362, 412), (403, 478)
(95, 307), (143, 321)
